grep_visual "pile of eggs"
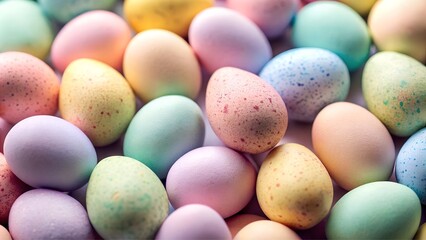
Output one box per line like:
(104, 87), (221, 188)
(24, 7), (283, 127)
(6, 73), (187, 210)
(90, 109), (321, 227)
(0, 0), (425, 239)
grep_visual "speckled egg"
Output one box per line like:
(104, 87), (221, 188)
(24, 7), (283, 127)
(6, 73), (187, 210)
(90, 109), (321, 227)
(326, 182), (421, 239)
(259, 48), (350, 122)
(0, 52), (60, 124)
(9, 189), (94, 240)
(312, 102), (396, 190)
(0, 0), (53, 60)
(395, 127), (426, 204)
(3, 115), (97, 192)
(166, 146), (257, 218)
(0, 153), (31, 224)
(155, 204), (232, 240)
(189, 7), (272, 74)
(60, 58), (136, 147)
(234, 220), (301, 240)
(0, 118), (12, 153)
(292, 1), (371, 71)
(257, 143), (333, 229)
(206, 67), (288, 154)
(0, 225), (11, 240)
(51, 10), (132, 73)
(226, 214), (267, 237)
(86, 156), (169, 239)
(362, 51), (426, 137)
(123, 29), (202, 102)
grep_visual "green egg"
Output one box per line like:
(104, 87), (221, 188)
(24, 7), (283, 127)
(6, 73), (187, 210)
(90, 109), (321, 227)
(326, 181), (421, 240)
(86, 156), (169, 239)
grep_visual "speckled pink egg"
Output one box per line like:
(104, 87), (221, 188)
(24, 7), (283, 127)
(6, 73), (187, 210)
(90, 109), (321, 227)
(51, 10), (132, 73)
(0, 153), (31, 224)
(166, 146), (257, 218)
(0, 118), (12, 153)
(206, 67), (288, 154)
(189, 7), (272, 74)
(0, 52), (59, 124)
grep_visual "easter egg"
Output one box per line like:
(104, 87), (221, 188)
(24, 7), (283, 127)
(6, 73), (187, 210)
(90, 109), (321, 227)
(155, 204), (232, 240)
(166, 146), (256, 218)
(326, 181), (422, 239)
(226, 214), (267, 237)
(0, 52), (59, 124)
(0, 0), (53, 60)
(339, 0), (377, 16)
(60, 58), (136, 147)
(0, 117), (12, 153)
(369, 0), (426, 63)
(257, 143), (333, 229)
(189, 7), (272, 74)
(234, 220), (301, 240)
(395, 127), (426, 204)
(415, 223), (426, 240)
(87, 156), (169, 239)
(9, 189), (94, 240)
(124, 0), (213, 37)
(206, 67), (288, 154)
(39, 0), (118, 23)
(123, 29), (202, 102)
(3, 115), (97, 192)
(124, 95), (205, 179)
(259, 48), (350, 122)
(312, 102), (395, 190)
(362, 51), (426, 137)
(51, 10), (132, 73)
(292, 1), (371, 71)
(0, 225), (11, 240)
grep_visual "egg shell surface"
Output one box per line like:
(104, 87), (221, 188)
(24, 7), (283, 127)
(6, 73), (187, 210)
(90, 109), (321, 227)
(0, 225), (11, 240)
(339, 0), (377, 16)
(123, 29), (202, 102)
(3, 115), (97, 191)
(166, 146), (256, 218)
(226, 214), (267, 237)
(0, 51), (59, 124)
(189, 7), (272, 74)
(259, 48), (350, 122)
(60, 58), (136, 147)
(0, 118), (12, 153)
(234, 220), (301, 240)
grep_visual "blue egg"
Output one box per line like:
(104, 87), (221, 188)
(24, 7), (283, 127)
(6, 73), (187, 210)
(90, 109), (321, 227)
(396, 127), (426, 204)
(259, 47), (350, 122)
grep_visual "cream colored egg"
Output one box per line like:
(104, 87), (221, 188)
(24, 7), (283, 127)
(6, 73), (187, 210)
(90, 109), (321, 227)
(234, 220), (301, 240)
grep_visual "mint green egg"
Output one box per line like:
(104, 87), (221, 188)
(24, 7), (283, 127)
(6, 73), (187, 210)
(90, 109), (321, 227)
(123, 95), (205, 179)
(326, 181), (421, 240)
(86, 156), (169, 239)
(0, 0), (53, 60)
(292, 1), (370, 71)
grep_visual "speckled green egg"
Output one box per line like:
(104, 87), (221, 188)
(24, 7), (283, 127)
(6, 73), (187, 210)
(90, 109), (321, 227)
(59, 58), (136, 147)
(362, 51), (426, 137)
(86, 156), (169, 239)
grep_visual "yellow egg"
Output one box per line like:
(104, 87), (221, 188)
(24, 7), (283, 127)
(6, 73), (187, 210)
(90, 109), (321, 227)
(59, 59), (136, 147)
(339, 0), (377, 16)
(123, 0), (213, 37)
(256, 143), (333, 230)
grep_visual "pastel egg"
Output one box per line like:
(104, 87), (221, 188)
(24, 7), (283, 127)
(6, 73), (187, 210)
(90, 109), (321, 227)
(259, 48), (350, 122)
(326, 181), (421, 239)
(206, 67), (288, 154)
(339, 0), (377, 16)
(0, 0), (53, 60)
(87, 156), (169, 239)
(0, 52), (60, 124)
(155, 204), (232, 240)
(0, 225), (11, 240)
(9, 189), (94, 240)
(124, 95), (205, 179)
(189, 7), (272, 74)
(292, 1), (371, 71)
(226, 214), (268, 237)
(60, 58), (136, 147)
(0, 117), (12, 153)
(3, 115), (97, 192)
(234, 220), (301, 240)
(395, 127), (426, 204)
(51, 10), (132, 73)
(312, 102), (395, 190)
(166, 146), (256, 218)
(257, 143), (333, 229)
(415, 223), (426, 240)
(123, 29), (202, 102)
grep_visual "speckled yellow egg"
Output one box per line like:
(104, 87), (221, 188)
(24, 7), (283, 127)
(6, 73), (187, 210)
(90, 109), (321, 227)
(256, 143), (333, 230)
(123, 0), (213, 37)
(59, 59), (136, 147)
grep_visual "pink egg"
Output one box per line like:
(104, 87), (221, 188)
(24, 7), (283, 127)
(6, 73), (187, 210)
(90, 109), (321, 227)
(51, 10), (132, 73)
(189, 7), (272, 74)
(0, 118), (12, 153)
(0, 52), (59, 124)
(226, 214), (267, 237)
(166, 146), (257, 218)
(0, 225), (12, 240)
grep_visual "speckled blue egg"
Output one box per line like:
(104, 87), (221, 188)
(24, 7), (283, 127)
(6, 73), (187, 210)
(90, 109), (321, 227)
(259, 48), (350, 122)
(396, 127), (426, 204)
